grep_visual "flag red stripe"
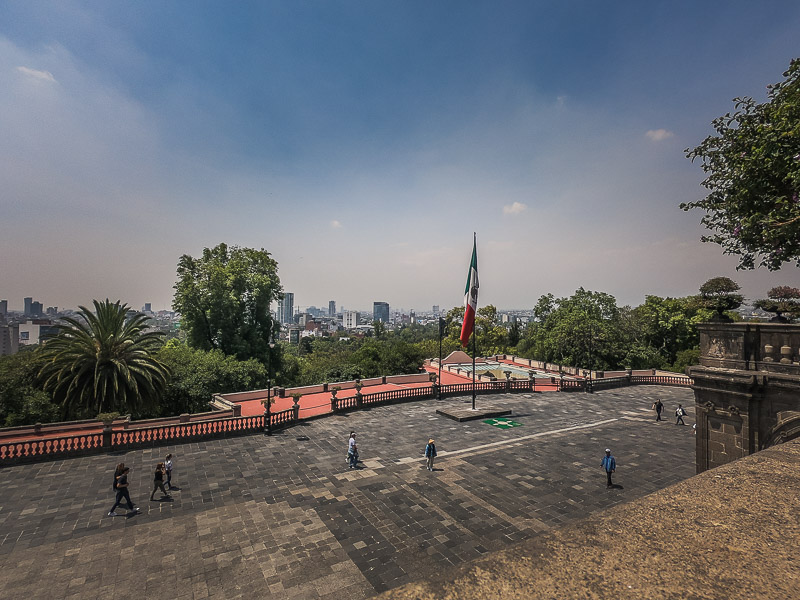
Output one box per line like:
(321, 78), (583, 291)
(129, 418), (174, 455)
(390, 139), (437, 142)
(460, 304), (475, 347)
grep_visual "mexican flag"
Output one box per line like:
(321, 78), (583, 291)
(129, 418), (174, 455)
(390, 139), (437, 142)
(460, 237), (479, 347)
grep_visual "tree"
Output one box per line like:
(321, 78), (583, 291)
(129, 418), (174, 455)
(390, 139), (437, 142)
(157, 341), (267, 416)
(682, 59), (800, 270)
(0, 350), (58, 426)
(38, 300), (170, 419)
(517, 288), (627, 370)
(699, 277), (744, 321)
(629, 295), (710, 365)
(173, 243), (282, 363)
(753, 285), (800, 322)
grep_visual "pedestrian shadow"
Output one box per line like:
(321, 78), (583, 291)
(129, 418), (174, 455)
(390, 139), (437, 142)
(152, 496), (174, 502)
(608, 484), (624, 490)
(167, 486), (182, 492)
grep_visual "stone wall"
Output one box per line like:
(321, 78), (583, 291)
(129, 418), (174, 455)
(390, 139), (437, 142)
(689, 322), (800, 472)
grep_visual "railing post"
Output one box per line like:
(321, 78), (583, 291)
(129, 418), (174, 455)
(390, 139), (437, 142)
(102, 423), (113, 451)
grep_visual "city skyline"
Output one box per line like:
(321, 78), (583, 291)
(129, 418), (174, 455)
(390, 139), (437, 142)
(2, 2), (800, 312)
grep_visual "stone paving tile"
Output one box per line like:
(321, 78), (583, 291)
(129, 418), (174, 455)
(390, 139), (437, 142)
(0, 386), (696, 599)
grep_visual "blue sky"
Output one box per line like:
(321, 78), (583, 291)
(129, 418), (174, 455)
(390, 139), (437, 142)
(2, 1), (799, 313)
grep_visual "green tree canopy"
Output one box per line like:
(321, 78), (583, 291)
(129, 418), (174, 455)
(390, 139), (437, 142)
(0, 349), (57, 426)
(38, 299), (170, 419)
(173, 243), (282, 363)
(682, 58), (800, 269)
(518, 288), (625, 371)
(156, 341), (268, 416)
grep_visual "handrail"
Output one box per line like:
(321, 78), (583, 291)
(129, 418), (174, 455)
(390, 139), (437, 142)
(0, 375), (693, 465)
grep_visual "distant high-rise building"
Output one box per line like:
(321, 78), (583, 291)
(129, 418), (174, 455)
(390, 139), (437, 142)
(0, 323), (18, 356)
(46, 307), (58, 316)
(143, 303), (152, 312)
(0, 300), (7, 317)
(23, 297), (32, 317)
(279, 293), (295, 325)
(432, 305), (439, 315)
(329, 300), (336, 316)
(373, 302), (390, 324)
(342, 310), (360, 329)
(31, 301), (43, 317)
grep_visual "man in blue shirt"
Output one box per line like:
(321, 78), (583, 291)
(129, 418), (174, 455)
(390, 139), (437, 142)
(601, 448), (616, 489)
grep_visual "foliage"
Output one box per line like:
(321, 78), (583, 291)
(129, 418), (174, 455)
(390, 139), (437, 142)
(157, 340), (267, 416)
(0, 349), (58, 426)
(628, 295), (711, 365)
(38, 300), (170, 419)
(517, 289), (707, 373)
(173, 243), (282, 363)
(682, 59), (800, 270)
(753, 285), (800, 321)
(666, 348), (701, 375)
(517, 289), (625, 370)
(699, 277), (744, 320)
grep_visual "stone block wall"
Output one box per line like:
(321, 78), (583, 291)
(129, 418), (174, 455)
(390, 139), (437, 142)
(690, 322), (800, 472)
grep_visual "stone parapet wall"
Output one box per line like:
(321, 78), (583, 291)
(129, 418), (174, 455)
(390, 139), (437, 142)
(698, 322), (800, 373)
(690, 322), (800, 472)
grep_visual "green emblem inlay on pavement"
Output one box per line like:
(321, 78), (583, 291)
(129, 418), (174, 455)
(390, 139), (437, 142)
(483, 418), (522, 429)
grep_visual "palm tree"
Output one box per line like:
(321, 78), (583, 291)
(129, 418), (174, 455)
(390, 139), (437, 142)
(39, 299), (171, 419)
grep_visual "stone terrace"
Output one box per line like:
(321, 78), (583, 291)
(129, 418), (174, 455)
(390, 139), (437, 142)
(0, 386), (696, 599)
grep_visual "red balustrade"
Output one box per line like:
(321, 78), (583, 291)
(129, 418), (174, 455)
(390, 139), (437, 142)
(0, 375), (694, 465)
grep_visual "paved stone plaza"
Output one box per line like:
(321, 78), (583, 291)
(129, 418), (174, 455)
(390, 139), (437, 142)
(0, 386), (696, 599)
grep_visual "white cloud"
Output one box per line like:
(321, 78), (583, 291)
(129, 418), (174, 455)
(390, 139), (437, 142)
(330, 220), (342, 229)
(16, 66), (56, 82)
(502, 201), (527, 215)
(645, 128), (674, 142)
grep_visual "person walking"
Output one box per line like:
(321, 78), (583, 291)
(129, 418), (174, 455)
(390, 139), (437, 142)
(676, 404), (687, 425)
(112, 462), (125, 493)
(108, 467), (141, 516)
(348, 433), (359, 469)
(165, 454), (174, 490)
(424, 438), (437, 471)
(601, 448), (616, 489)
(652, 399), (664, 421)
(346, 432), (355, 464)
(150, 462), (171, 501)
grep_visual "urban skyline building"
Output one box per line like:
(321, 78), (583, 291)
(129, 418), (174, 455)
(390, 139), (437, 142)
(329, 300), (336, 316)
(23, 297), (32, 317)
(373, 301), (390, 323)
(279, 292), (295, 325)
(0, 300), (6, 317)
(342, 310), (360, 329)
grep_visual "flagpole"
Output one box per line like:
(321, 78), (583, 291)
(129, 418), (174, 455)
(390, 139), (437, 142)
(472, 329), (476, 410)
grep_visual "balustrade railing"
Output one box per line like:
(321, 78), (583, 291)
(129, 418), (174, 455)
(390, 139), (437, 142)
(0, 432), (103, 462)
(0, 374), (694, 465)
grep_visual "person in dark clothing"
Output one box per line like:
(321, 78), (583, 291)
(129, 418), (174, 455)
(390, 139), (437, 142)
(150, 462), (171, 501)
(424, 439), (437, 471)
(109, 467), (141, 516)
(601, 449), (616, 489)
(652, 399), (664, 421)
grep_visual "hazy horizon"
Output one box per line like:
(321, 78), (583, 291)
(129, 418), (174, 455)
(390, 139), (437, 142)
(2, 2), (800, 314)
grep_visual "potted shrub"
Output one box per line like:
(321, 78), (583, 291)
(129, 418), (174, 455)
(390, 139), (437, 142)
(699, 276), (744, 322)
(753, 286), (800, 322)
(97, 411), (120, 426)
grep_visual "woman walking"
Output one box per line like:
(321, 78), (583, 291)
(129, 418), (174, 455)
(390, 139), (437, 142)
(108, 467), (140, 516)
(150, 462), (171, 501)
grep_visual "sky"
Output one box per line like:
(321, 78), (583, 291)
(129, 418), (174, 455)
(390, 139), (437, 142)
(2, 1), (800, 313)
